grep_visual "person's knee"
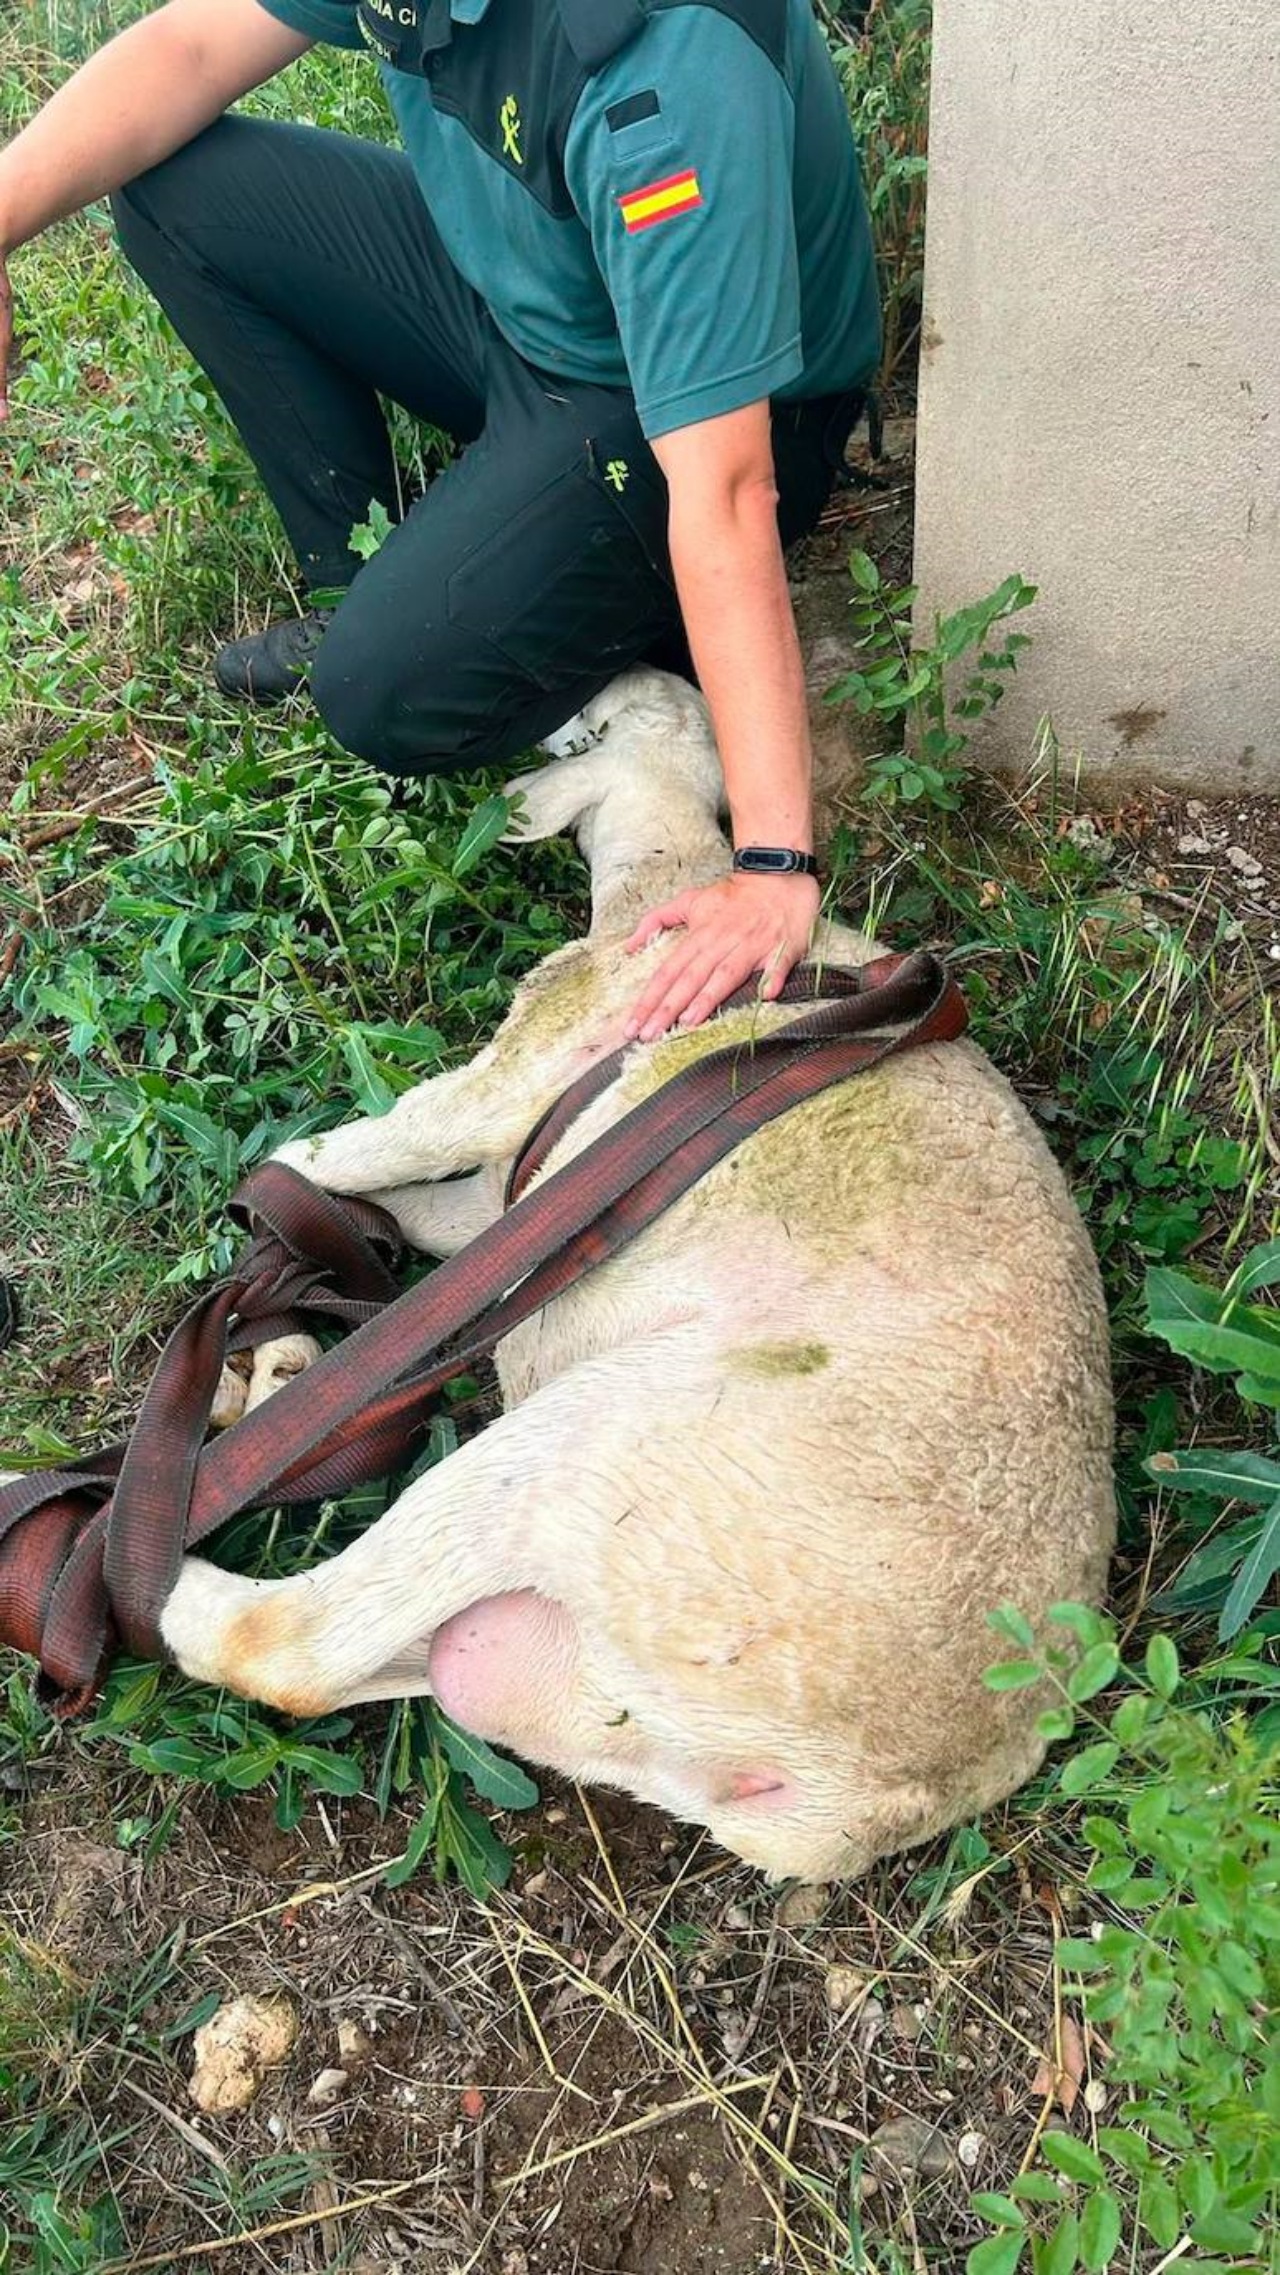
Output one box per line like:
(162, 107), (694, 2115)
(108, 177), (152, 255)
(310, 628), (471, 777)
(110, 120), (236, 255)
(109, 152), (188, 264)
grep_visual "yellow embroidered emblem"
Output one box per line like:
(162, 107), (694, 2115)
(605, 460), (630, 492)
(500, 95), (524, 165)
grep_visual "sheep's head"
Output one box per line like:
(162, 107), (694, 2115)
(504, 669), (725, 852)
(503, 670), (730, 934)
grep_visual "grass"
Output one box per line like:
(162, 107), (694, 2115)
(4, 1), (1280, 2269)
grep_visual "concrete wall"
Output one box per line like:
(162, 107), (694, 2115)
(912, 0), (1280, 794)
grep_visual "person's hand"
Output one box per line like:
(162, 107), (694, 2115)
(0, 250), (13, 420)
(624, 870), (820, 1042)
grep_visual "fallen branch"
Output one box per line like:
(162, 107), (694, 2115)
(0, 908), (38, 986)
(20, 771), (156, 853)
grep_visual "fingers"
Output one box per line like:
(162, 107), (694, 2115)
(627, 938), (755, 1043)
(624, 935), (704, 1039)
(672, 951), (759, 1033)
(625, 895), (691, 954)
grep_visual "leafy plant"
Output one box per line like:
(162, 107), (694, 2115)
(1067, 1042), (1250, 1266)
(4, 732), (578, 1278)
(974, 1604), (1280, 2274)
(826, 551), (1036, 811)
(1145, 1242), (1280, 1638)
(822, 0), (933, 388)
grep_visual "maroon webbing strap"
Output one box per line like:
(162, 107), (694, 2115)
(0, 952), (966, 1713)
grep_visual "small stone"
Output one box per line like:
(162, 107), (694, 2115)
(957, 2130), (987, 2169)
(189, 1994), (299, 2114)
(777, 1882), (831, 1929)
(337, 2019), (373, 2071)
(1083, 2079), (1109, 2114)
(1066, 815), (1111, 855)
(857, 1996), (886, 2052)
(1226, 844), (1263, 876)
(1176, 833), (1212, 856)
(869, 2116), (953, 2180)
(307, 2067), (349, 2107)
(890, 2002), (927, 2041)
(460, 2086), (486, 2122)
(721, 2012), (749, 2061)
(522, 1870), (549, 1899)
(724, 1902), (753, 1931)
(1268, 944), (1280, 962)
(1186, 799), (1206, 817)
(825, 1964), (866, 2014)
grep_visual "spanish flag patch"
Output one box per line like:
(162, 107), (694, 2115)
(617, 168), (704, 234)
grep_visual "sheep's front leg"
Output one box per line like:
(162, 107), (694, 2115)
(270, 942), (625, 1200)
(271, 1046), (542, 1194)
(207, 1175), (501, 1447)
(368, 1166), (505, 1257)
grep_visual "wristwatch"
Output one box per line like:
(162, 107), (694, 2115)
(732, 845), (820, 878)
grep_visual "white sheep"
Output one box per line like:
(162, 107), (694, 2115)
(160, 668), (1115, 1883)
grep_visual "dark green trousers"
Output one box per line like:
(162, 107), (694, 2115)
(113, 115), (863, 775)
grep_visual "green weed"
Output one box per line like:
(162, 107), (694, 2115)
(975, 1605), (1280, 2274)
(821, 0), (932, 390)
(1145, 1242), (1280, 1639)
(826, 549), (1037, 811)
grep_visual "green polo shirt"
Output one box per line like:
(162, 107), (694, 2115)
(252, 0), (881, 438)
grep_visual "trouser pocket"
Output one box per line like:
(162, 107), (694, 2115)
(446, 429), (676, 694)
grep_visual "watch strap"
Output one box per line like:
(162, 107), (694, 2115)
(732, 845), (819, 879)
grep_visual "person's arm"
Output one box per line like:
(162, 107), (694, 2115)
(0, 0), (315, 415)
(562, 8), (859, 1037)
(623, 400), (819, 1040)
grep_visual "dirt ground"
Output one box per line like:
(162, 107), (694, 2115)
(8, 1721), (1089, 2275)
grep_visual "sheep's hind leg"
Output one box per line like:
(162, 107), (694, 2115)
(157, 1352), (650, 1719)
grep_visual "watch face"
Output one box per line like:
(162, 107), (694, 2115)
(739, 848), (796, 873)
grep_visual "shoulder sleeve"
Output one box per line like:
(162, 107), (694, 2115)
(564, 6), (802, 439)
(253, 0), (367, 52)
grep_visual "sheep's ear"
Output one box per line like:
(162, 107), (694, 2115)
(502, 751), (609, 844)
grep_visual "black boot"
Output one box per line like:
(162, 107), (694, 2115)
(213, 607), (335, 703)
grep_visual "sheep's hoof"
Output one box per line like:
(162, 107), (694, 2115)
(244, 1334), (323, 1414)
(209, 1358), (251, 1432)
